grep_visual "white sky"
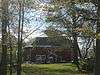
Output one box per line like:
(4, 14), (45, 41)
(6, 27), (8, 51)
(23, 8), (48, 42)
(0, 2), (96, 43)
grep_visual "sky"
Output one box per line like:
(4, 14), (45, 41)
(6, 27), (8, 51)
(23, 6), (49, 42)
(0, 1), (96, 44)
(0, 1), (53, 42)
(23, 2), (96, 42)
(0, 1), (96, 53)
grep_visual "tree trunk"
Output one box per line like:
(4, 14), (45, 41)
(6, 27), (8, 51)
(95, 1), (100, 75)
(8, 24), (13, 75)
(17, 1), (24, 75)
(0, 0), (8, 75)
(72, 32), (81, 70)
(17, 2), (22, 75)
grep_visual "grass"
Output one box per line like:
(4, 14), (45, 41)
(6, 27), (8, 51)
(8, 63), (93, 75)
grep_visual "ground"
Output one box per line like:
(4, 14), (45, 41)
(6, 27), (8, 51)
(8, 63), (93, 75)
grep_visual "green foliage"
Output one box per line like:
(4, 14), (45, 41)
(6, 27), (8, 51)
(45, 16), (59, 22)
(44, 1), (96, 72)
(79, 57), (95, 72)
(96, 33), (100, 39)
(44, 28), (63, 36)
(74, 26), (95, 37)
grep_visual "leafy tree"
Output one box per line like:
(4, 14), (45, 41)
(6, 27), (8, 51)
(44, 0), (96, 71)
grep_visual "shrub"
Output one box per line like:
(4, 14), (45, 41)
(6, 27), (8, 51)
(79, 57), (95, 72)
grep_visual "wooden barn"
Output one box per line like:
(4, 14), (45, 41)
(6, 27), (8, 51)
(23, 36), (74, 64)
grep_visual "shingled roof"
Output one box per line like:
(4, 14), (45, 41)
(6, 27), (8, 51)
(34, 36), (72, 49)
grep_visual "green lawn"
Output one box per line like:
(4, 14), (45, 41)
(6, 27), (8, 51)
(8, 63), (93, 75)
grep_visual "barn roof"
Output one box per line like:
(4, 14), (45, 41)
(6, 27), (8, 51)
(33, 36), (72, 49)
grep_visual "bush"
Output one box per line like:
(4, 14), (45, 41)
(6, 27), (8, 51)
(80, 57), (95, 72)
